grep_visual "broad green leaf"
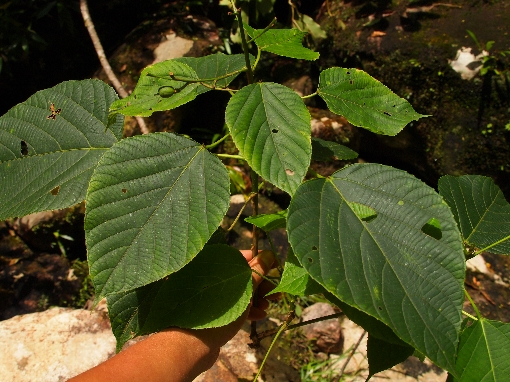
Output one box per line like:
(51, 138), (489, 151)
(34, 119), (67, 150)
(85, 132), (230, 300)
(0, 79), (123, 220)
(245, 210), (287, 232)
(287, 163), (465, 374)
(175, 53), (255, 95)
(107, 244), (252, 351)
(438, 175), (510, 255)
(454, 318), (510, 381)
(268, 248), (324, 297)
(367, 335), (414, 378)
(273, 250), (411, 348)
(225, 82), (312, 195)
(244, 23), (319, 61)
(109, 60), (199, 117)
(318, 68), (427, 135)
(311, 137), (358, 161)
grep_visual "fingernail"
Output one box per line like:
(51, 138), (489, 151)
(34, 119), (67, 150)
(258, 250), (274, 268)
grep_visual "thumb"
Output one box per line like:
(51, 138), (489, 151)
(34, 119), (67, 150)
(248, 250), (275, 289)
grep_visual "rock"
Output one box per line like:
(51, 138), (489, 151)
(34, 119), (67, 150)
(301, 302), (342, 353)
(0, 307), (116, 382)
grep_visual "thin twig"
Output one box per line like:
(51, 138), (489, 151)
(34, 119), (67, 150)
(339, 330), (367, 376)
(256, 312), (344, 340)
(227, 193), (257, 232)
(79, 0), (148, 134)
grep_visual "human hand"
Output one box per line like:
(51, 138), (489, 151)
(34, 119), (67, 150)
(189, 249), (279, 349)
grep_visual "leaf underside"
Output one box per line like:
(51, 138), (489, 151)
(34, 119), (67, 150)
(318, 68), (427, 136)
(287, 163), (465, 373)
(0, 79), (123, 220)
(311, 137), (358, 161)
(225, 82), (312, 195)
(439, 175), (510, 255)
(85, 132), (230, 300)
(244, 23), (319, 61)
(107, 244), (252, 352)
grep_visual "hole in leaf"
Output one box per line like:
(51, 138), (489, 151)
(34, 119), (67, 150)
(20, 141), (28, 156)
(393, 105), (396, 107)
(50, 186), (60, 196)
(378, 306), (383, 310)
(349, 80), (353, 85)
(308, 257), (313, 263)
(312, 246), (318, 251)
(346, 71), (351, 75)
(421, 218), (442, 240)
(347, 201), (377, 222)
(122, 188), (127, 194)
(285, 169), (295, 176)
(272, 129), (279, 133)
(384, 111), (392, 117)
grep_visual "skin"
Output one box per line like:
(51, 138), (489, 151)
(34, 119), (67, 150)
(68, 249), (278, 382)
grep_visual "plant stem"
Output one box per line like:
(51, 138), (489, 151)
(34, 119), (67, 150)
(301, 91), (318, 99)
(473, 234), (510, 256)
(216, 153), (244, 160)
(464, 288), (482, 319)
(462, 310), (479, 321)
(256, 312), (344, 340)
(339, 330), (366, 376)
(252, 308), (296, 382)
(247, 17), (277, 43)
(205, 134), (230, 150)
(227, 193), (257, 232)
(79, 0), (148, 134)
(230, 0), (253, 84)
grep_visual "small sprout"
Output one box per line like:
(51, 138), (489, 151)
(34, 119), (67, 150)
(51, 186), (60, 196)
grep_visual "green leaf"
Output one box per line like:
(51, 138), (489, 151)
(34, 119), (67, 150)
(109, 60), (199, 117)
(268, 248), (324, 297)
(438, 175), (510, 255)
(318, 68), (427, 135)
(367, 335), (414, 378)
(244, 23), (319, 61)
(0, 79), (123, 220)
(311, 137), (358, 161)
(287, 163), (465, 374)
(295, 14), (327, 40)
(85, 132), (230, 300)
(454, 318), (510, 381)
(245, 210), (287, 232)
(107, 244), (252, 351)
(175, 53), (255, 95)
(225, 82), (312, 195)
(274, 250), (411, 348)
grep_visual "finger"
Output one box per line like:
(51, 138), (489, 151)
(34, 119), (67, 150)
(248, 250), (275, 289)
(248, 305), (268, 321)
(265, 292), (281, 301)
(257, 279), (276, 298)
(254, 297), (269, 311)
(240, 249), (254, 262)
